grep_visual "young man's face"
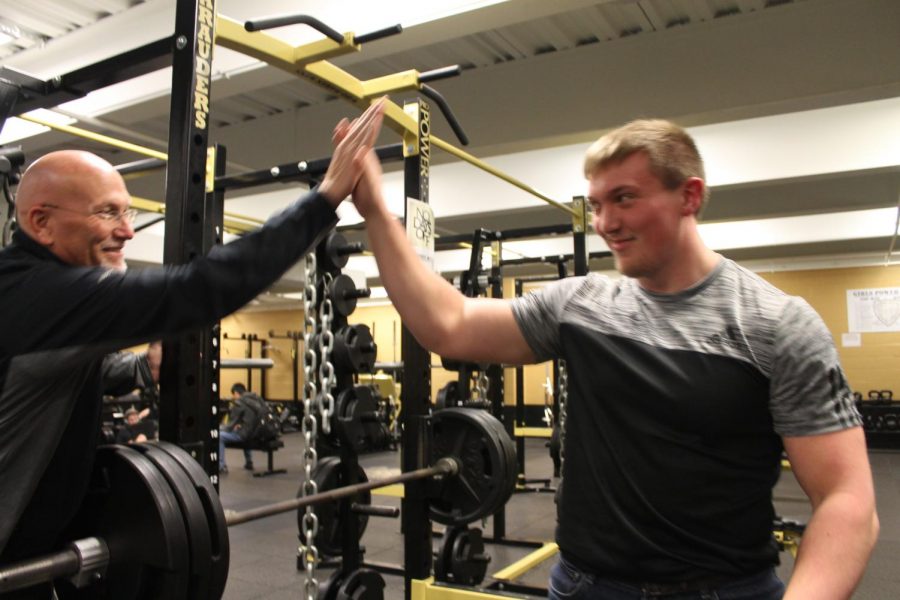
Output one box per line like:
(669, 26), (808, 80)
(587, 152), (688, 287)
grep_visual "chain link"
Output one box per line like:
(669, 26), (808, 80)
(558, 359), (568, 475)
(318, 272), (336, 434)
(474, 369), (490, 404)
(299, 253), (320, 600)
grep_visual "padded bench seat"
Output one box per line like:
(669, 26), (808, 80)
(224, 437), (286, 477)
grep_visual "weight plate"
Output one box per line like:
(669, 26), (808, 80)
(330, 274), (360, 317)
(336, 568), (386, 600)
(449, 527), (489, 585)
(151, 441), (230, 600)
(435, 381), (461, 410)
(133, 444), (213, 600)
(297, 457), (370, 557)
(333, 325), (377, 374)
(429, 408), (516, 526)
(470, 409), (517, 518)
(61, 445), (190, 599)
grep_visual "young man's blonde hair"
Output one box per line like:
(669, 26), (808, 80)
(583, 119), (710, 212)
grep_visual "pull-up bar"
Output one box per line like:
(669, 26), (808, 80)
(214, 14), (577, 218)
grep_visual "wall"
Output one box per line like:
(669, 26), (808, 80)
(220, 309), (302, 401)
(213, 263), (899, 405)
(759, 264), (900, 395)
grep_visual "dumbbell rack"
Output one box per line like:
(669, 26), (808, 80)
(856, 390), (900, 449)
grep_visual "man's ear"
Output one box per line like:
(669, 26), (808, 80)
(24, 206), (56, 246)
(681, 177), (705, 217)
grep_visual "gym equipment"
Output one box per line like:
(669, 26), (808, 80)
(428, 409), (517, 526)
(329, 273), (372, 317)
(332, 324), (377, 374)
(434, 526), (490, 586)
(319, 567), (386, 600)
(0, 409), (515, 597)
(298, 456), (373, 557)
(435, 381), (461, 409)
(318, 231), (365, 272)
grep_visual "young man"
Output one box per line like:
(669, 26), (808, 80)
(219, 382), (261, 472)
(349, 118), (878, 599)
(0, 99), (384, 583)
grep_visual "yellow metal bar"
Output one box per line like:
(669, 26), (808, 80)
(411, 578), (502, 599)
(20, 115), (168, 161)
(215, 13), (575, 217)
(514, 426), (553, 438)
(492, 542), (558, 581)
(372, 483), (404, 498)
(431, 137), (577, 217)
(362, 70), (421, 96)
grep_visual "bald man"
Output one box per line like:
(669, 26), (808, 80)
(0, 100), (384, 583)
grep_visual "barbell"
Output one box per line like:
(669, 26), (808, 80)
(0, 407), (516, 598)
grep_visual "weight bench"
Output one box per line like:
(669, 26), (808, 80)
(224, 437), (286, 477)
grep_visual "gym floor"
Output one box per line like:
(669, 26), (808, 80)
(218, 434), (900, 599)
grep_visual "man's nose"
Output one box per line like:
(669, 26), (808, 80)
(115, 219), (135, 240)
(594, 205), (619, 234)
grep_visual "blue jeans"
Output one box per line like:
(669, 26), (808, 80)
(548, 555), (784, 600)
(219, 429), (252, 468)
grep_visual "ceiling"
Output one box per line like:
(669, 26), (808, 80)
(0, 0), (898, 292)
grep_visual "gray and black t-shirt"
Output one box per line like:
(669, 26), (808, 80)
(511, 258), (860, 582)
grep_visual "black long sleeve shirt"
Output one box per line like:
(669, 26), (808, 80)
(0, 190), (336, 560)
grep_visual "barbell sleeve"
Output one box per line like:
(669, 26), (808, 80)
(0, 538), (103, 594)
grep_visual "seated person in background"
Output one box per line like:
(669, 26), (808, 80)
(219, 382), (260, 472)
(115, 407), (157, 444)
(101, 340), (162, 421)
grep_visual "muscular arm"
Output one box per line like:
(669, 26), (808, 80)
(782, 427), (878, 599)
(355, 153), (535, 365)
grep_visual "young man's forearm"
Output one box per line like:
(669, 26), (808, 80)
(783, 493), (878, 599)
(363, 205), (466, 355)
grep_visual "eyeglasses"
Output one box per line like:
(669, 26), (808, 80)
(42, 203), (138, 225)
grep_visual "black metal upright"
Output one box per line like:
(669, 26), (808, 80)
(401, 98), (433, 599)
(572, 196), (588, 277)
(487, 237), (508, 539)
(159, 0), (220, 479)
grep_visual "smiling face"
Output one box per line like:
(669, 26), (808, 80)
(17, 151), (135, 270)
(588, 151), (697, 289)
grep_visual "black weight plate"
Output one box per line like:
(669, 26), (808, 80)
(297, 457), (370, 557)
(428, 408), (515, 526)
(330, 274), (359, 317)
(61, 445), (190, 599)
(450, 527), (489, 585)
(435, 381), (461, 410)
(151, 441), (230, 600)
(466, 409), (515, 519)
(133, 443), (213, 600)
(333, 325), (377, 374)
(336, 568), (385, 600)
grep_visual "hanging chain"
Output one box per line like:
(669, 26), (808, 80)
(474, 369), (490, 404)
(299, 253), (320, 600)
(558, 359), (568, 475)
(318, 272), (336, 435)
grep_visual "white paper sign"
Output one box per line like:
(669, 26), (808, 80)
(847, 287), (900, 332)
(841, 332), (861, 347)
(405, 197), (435, 271)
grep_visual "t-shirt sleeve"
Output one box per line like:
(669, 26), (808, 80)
(769, 297), (862, 437)
(510, 276), (590, 362)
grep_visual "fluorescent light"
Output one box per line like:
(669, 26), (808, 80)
(0, 109), (77, 144)
(0, 22), (21, 46)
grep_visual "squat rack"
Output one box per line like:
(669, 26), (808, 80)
(0, 0), (589, 596)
